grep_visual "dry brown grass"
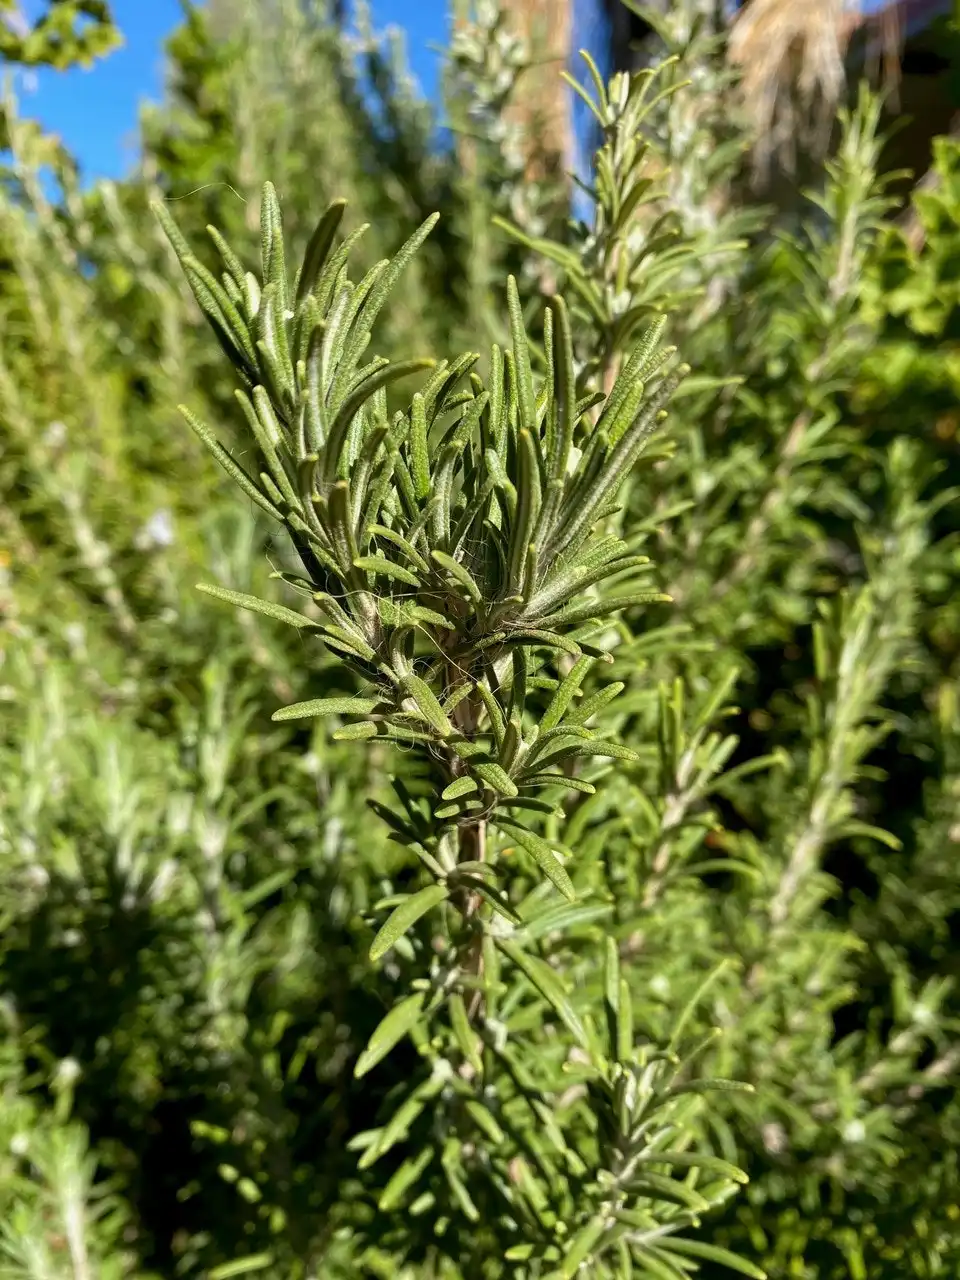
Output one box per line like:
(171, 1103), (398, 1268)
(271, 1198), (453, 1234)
(727, 0), (904, 177)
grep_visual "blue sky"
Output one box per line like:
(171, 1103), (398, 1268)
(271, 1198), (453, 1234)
(16, 0), (897, 185)
(15, 1), (451, 182)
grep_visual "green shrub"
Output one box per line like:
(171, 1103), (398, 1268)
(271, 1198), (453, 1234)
(0, 2), (958, 1277)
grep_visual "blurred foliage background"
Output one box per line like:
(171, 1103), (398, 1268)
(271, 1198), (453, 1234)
(1, 0), (960, 1276)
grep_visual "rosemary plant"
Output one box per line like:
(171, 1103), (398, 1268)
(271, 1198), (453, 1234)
(155, 185), (763, 1277)
(4, 2), (959, 1276)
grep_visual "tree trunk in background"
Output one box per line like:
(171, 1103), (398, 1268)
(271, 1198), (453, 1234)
(502, 0), (574, 182)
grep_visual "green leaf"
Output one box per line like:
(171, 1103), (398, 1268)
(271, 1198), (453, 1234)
(359, 1074), (445, 1169)
(834, 820), (901, 849)
(179, 406), (282, 520)
(553, 369), (686, 558)
(658, 1238), (766, 1279)
(409, 392), (431, 499)
(665, 964), (732, 1059)
(549, 294), (577, 484)
(432, 549), (483, 605)
(196, 583), (319, 630)
(442, 777), (479, 801)
(408, 604), (456, 630)
(184, 255), (257, 368)
(633, 1151), (749, 1185)
(567, 682), (626, 725)
(600, 316), (668, 440)
(604, 935), (620, 1060)
(618, 975), (633, 1062)
(258, 295), (294, 412)
(627, 1245), (689, 1280)
(402, 673), (455, 738)
(539, 593), (671, 631)
(542, 656), (593, 731)
(508, 429), (542, 594)
(368, 524), (430, 573)
(355, 993), (427, 1079)
(333, 722), (378, 741)
(475, 681), (507, 748)
(357, 213), (440, 338)
(297, 199), (347, 303)
(152, 198), (193, 264)
(354, 555), (421, 586)
(272, 697), (380, 722)
(441, 1153), (480, 1222)
(378, 1145), (435, 1213)
(370, 884), (449, 962)
(507, 275), (537, 437)
(465, 1099), (505, 1144)
(237, 388), (297, 504)
(455, 874), (522, 925)
(521, 774), (596, 795)
(435, 799), (482, 820)
(325, 360), (435, 483)
(630, 1172), (710, 1212)
(483, 629), (582, 657)
(496, 937), (589, 1049)
(208, 1257), (275, 1279)
(505, 1244), (535, 1262)
(517, 901), (613, 942)
(239, 868), (296, 910)
(668, 1078), (755, 1099)
(561, 1216), (605, 1278)
(474, 761), (520, 798)
(532, 739), (640, 772)
(497, 795), (561, 817)
(499, 819), (576, 901)
(449, 994), (484, 1075)
(260, 181), (288, 310)
(318, 622), (377, 663)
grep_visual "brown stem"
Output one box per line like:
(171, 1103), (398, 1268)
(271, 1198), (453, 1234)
(447, 673), (488, 1016)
